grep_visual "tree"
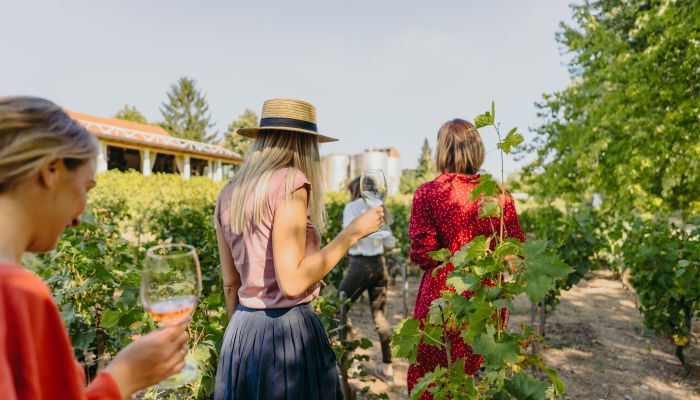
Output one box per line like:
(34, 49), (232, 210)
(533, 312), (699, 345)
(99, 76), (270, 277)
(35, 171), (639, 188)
(223, 109), (258, 157)
(400, 138), (437, 194)
(524, 0), (700, 217)
(415, 137), (436, 182)
(114, 105), (148, 124)
(159, 77), (216, 143)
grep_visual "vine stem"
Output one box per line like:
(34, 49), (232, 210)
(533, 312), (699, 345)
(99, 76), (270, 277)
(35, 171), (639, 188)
(494, 122), (505, 243)
(494, 121), (506, 341)
(439, 305), (452, 382)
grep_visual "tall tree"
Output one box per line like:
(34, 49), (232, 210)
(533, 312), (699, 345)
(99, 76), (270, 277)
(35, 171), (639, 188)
(415, 138), (436, 182)
(524, 0), (699, 216)
(223, 109), (258, 157)
(159, 77), (216, 143)
(113, 105), (147, 124)
(399, 138), (436, 194)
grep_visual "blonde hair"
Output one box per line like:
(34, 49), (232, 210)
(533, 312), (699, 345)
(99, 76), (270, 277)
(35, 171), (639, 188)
(435, 119), (484, 175)
(0, 96), (98, 193)
(228, 131), (326, 234)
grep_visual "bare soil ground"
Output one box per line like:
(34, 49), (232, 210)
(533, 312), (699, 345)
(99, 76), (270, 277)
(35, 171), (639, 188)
(347, 269), (700, 399)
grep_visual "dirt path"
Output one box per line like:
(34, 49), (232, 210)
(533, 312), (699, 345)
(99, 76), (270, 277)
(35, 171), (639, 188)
(347, 269), (700, 399)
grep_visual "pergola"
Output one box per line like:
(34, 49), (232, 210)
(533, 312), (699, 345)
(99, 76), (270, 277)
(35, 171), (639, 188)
(68, 111), (243, 182)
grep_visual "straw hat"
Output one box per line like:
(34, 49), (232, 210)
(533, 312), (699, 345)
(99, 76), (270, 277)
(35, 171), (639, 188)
(238, 98), (337, 143)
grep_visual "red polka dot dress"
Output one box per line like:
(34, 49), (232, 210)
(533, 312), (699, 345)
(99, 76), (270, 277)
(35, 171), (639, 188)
(406, 173), (525, 398)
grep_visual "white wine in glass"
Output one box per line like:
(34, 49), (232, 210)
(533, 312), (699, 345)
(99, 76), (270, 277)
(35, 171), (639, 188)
(141, 243), (202, 389)
(360, 169), (390, 239)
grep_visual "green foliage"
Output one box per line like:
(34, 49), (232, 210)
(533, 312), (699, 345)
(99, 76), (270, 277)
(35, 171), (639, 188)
(223, 109), (258, 157)
(392, 319), (422, 364)
(312, 290), (378, 397)
(114, 104), (148, 124)
(416, 138), (436, 182)
(400, 138), (436, 194)
(519, 205), (605, 307)
(393, 103), (567, 399)
(523, 0), (700, 217)
(159, 77), (216, 143)
(39, 172), (224, 398)
(621, 216), (700, 364)
(520, 0), (699, 367)
(521, 240), (572, 304)
(30, 205), (145, 379)
(497, 128), (523, 154)
(503, 373), (548, 400)
(321, 191), (351, 286)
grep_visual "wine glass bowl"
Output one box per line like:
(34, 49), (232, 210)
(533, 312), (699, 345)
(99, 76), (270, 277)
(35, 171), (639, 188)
(360, 169), (390, 239)
(141, 243), (202, 388)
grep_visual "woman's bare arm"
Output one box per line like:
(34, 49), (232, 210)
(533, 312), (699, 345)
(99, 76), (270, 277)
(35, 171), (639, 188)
(216, 223), (241, 320)
(272, 187), (383, 298)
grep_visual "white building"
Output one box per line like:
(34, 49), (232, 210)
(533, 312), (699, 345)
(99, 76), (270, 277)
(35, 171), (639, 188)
(68, 111), (243, 182)
(322, 148), (401, 195)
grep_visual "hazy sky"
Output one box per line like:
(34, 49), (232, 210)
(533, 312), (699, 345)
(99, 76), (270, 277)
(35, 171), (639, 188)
(0, 1), (574, 176)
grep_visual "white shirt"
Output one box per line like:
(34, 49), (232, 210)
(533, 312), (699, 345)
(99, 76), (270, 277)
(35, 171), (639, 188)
(343, 198), (397, 256)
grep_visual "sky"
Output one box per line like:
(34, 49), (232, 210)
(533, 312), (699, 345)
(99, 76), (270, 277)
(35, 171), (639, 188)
(0, 1), (575, 176)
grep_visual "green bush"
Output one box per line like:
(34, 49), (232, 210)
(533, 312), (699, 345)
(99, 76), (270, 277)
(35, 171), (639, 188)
(621, 216), (700, 364)
(519, 204), (604, 306)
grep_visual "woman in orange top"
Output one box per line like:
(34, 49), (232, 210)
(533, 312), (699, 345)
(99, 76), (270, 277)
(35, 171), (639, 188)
(0, 96), (189, 400)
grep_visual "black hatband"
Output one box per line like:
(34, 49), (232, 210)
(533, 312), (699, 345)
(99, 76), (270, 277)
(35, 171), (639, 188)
(259, 117), (317, 132)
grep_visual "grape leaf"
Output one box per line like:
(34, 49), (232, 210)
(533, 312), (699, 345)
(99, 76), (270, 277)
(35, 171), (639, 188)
(504, 372), (548, 400)
(411, 366), (446, 400)
(101, 309), (121, 328)
(461, 301), (494, 344)
(429, 248), (452, 262)
(521, 271), (555, 305)
(460, 236), (492, 262)
(471, 325), (520, 369)
(522, 240), (572, 303)
(497, 127), (524, 154)
(469, 175), (499, 201)
(422, 323), (444, 349)
(392, 318), (422, 363)
(446, 272), (481, 293)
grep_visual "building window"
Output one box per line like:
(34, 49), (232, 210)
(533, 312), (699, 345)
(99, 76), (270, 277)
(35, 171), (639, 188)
(153, 153), (176, 174)
(190, 158), (208, 177)
(107, 146), (141, 172)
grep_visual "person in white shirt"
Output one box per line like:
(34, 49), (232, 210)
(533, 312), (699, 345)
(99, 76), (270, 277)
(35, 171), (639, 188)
(338, 177), (396, 383)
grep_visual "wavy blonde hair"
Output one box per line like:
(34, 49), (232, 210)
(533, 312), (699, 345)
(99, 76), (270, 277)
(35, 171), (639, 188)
(0, 96), (97, 193)
(228, 131), (326, 234)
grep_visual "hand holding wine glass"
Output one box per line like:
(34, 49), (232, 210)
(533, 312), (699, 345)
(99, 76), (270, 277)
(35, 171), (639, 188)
(360, 169), (390, 239)
(140, 243), (202, 389)
(104, 322), (189, 397)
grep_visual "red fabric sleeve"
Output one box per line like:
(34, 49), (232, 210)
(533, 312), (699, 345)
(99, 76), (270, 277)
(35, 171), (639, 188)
(87, 372), (122, 400)
(409, 185), (440, 269)
(0, 265), (121, 400)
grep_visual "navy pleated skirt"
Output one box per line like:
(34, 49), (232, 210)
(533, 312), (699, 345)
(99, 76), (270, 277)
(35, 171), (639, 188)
(214, 302), (343, 400)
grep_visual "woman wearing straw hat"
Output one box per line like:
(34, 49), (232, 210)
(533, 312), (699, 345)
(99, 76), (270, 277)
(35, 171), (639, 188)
(213, 98), (384, 399)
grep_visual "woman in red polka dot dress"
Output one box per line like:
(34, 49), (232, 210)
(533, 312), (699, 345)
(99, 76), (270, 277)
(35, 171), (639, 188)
(406, 119), (525, 399)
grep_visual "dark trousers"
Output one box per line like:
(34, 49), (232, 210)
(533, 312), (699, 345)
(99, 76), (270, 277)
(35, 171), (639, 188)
(338, 255), (392, 363)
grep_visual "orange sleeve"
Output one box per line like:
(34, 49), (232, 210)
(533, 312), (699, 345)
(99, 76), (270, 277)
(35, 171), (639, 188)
(87, 372), (122, 400)
(0, 265), (121, 400)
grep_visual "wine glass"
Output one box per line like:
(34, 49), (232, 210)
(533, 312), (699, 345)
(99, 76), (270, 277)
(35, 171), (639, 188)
(360, 169), (390, 239)
(141, 243), (202, 389)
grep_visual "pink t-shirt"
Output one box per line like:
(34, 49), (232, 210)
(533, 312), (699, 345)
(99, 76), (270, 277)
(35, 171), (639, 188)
(215, 167), (321, 309)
